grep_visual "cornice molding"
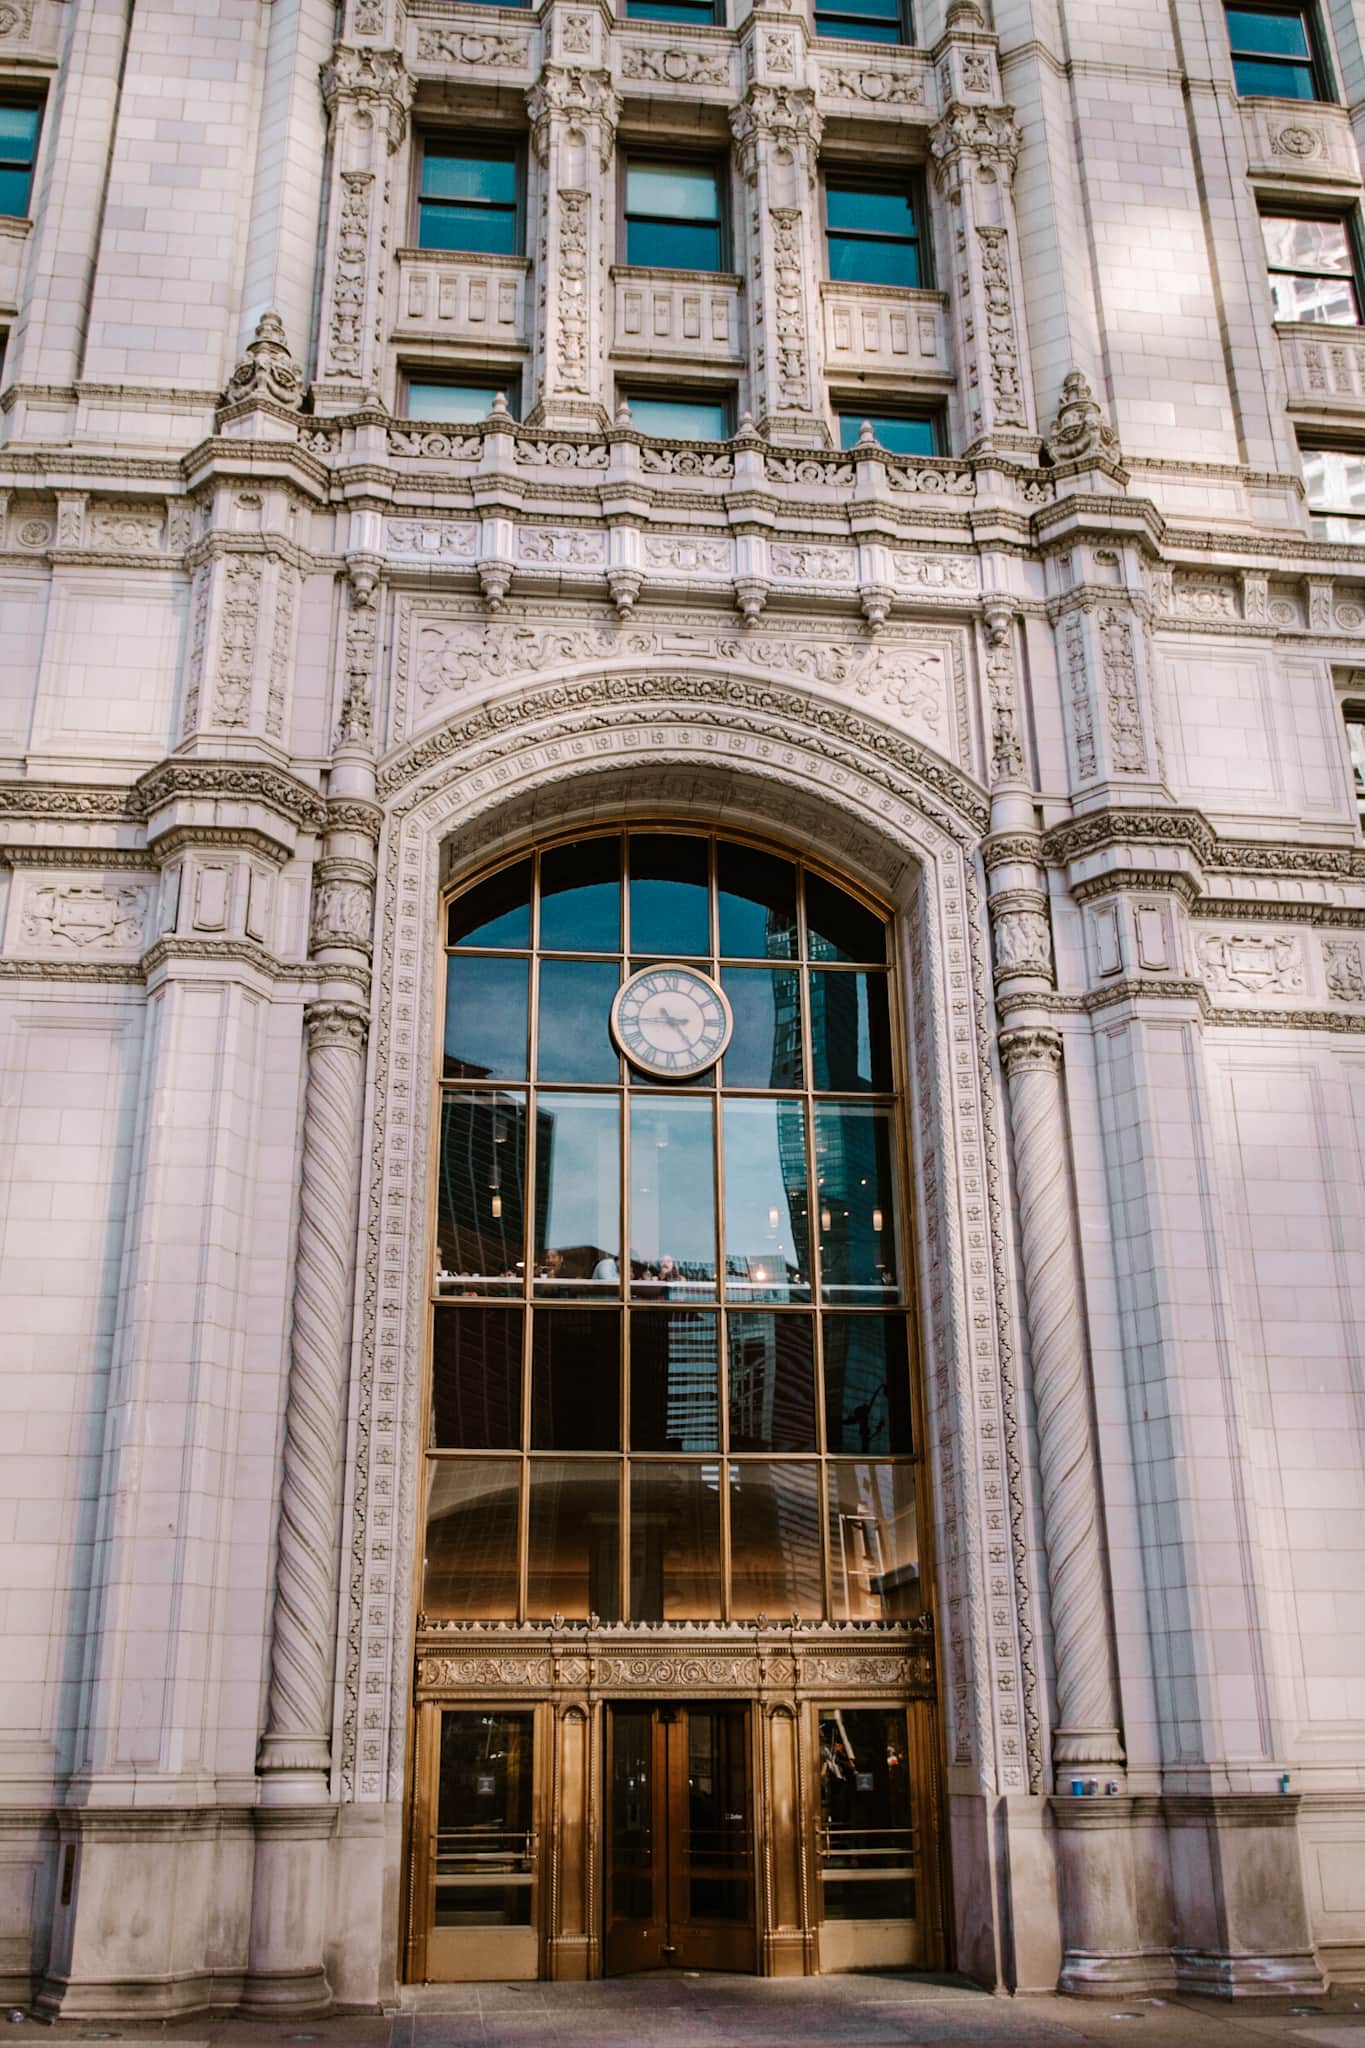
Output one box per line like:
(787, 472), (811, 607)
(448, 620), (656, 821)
(1042, 806), (1365, 882)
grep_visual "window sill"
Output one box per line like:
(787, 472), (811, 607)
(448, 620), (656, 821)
(0, 214), (32, 239)
(398, 246), (531, 272)
(611, 262), (742, 288)
(820, 280), (945, 306)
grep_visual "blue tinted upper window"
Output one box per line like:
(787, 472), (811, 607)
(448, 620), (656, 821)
(1226, 6), (1323, 97)
(0, 102), (40, 218)
(419, 144), (520, 255)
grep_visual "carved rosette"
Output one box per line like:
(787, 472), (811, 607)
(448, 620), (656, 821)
(729, 89), (824, 437)
(927, 101), (1031, 449)
(316, 45), (414, 404)
(259, 999), (371, 1783)
(998, 1027), (1124, 1774)
(525, 69), (618, 426)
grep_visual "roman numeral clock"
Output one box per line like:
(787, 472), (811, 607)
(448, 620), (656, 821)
(610, 964), (734, 1079)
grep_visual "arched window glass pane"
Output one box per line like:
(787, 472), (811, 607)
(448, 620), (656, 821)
(727, 1313), (816, 1451)
(813, 1103), (898, 1300)
(527, 1461), (621, 1620)
(531, 1309), (621, 1449)
(630, 1463), (722, 1620)
(424, 1459), (520, 1617)
(810, 971), (892, 1091)
(431, 1308), (522, 1448)
(822, 1314), (913, 1454)
(729, 1463), (822, 1619)
(629, 835), (710, 956)
(717, 843), (797, 958)
(437, 1091), (528, 1293)
(629, 1096), (716, 1294)
(827, 1462), (919, 1620)
(630, 1309), (720, 1450)
(722, 1098), (811, 1300)
(540, 837), (621, 951)
(534, 1093), (620, 1294)
(720, 967), (803, 1088)
(805, 873), (886, 964)
(447, 858), (532, 947)
(445, 956), (528, 1080)
(536, 959), (621, 1083)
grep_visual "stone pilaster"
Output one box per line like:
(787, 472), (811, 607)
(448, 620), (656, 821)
(730, 87), (824, 444)
(525, 66), (619, 429)
(929, 101), (1035, 454)
(315, 45), (413, 411)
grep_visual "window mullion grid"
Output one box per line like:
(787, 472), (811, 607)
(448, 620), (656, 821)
(619, 842), (633, 1622)
(710, 856), (732, 1620)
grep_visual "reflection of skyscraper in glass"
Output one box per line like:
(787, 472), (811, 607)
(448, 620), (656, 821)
(664, 1311), (718, 1451)
(439, 1093), (545, 1279)
(770, 936), (808, 1295)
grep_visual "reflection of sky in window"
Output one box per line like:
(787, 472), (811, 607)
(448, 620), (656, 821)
(541, 1097), (617, 1253)
(723, 1101), (807, 1282)
(630, 1099), (714, 1268)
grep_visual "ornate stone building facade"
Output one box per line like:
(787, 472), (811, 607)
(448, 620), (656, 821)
(1, 0), (1364, 2015)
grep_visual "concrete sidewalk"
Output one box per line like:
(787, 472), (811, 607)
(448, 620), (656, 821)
(11, 1973), (1365, 2048)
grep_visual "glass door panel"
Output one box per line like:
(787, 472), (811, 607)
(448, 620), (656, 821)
(816, 1705), (925, 1971)
(605, 1705), (755, 1974)
(421, 1707), (541, 1980)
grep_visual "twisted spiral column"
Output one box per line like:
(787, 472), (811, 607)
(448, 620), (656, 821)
(259, 999), (369, 1785)
(1001, 1026), (1124, 1773)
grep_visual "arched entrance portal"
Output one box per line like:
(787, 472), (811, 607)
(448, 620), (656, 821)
(404, 827), (945, 1982)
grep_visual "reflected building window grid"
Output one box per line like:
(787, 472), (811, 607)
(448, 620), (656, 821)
(426, 832), (919, 1626)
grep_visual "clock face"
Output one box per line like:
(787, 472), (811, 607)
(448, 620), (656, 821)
(610, 964), (734, 1080)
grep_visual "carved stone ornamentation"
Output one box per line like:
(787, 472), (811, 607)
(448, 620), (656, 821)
(1045, 370), (1118, 466)
(1198, 931), (1306, 996)
(983, 604), (1026, 784)
(22, 881), (149, 953)
(223, 309), (305, 411)
(310, 876), (375, 954)
(258, 1000), (370, 1781)
(414, 27), (527, 66)
(991, 906), (1053, 983)
(621, 43), (729, 85)
(0, 2), (37, 39)
(214, 556), (264, 726)
(998, 1025), (1124, 1774)
(818, 63), (924, 105)
(1097, 607), (1147, 773)
(526, 66), (619, 165)
(769, 208), (812, 413)
(729, 87), (823, 185)
(517, 528), (607, 567)
(327, 172), (375, 380)
(976, 226), (1025, 429)
(1065, 611), (1096, 781)
(929, 101), (1022, 188)
(338, 576), (379, 747)
(87, 504), (165, 553)
(386, 519), (478, 560)
(1324, 939), (1365, 1002)
(770, 543), (856, 584)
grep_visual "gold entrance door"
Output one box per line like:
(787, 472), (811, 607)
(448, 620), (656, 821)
(605, 1704), (756, 1975)
(410, 1704), (543, 1982)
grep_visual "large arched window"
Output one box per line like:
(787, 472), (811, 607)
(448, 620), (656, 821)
(422, 830), (922, 1626)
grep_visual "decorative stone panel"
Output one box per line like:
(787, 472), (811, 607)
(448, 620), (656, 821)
(1278, 324), (1365, 413)
(611, 268), (743, 362)
(1239, 100), (1360, 187)
(616, 38), (736, 90)
(393, 251), (530, 348)
(408, 20), (534, 75)
(820, 284), (949, 379)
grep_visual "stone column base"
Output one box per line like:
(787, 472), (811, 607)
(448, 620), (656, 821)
(1052, 1797), (1169, 1997)
(239, 1805), (338, 2017)
(1166, 1793), (1324, 2000)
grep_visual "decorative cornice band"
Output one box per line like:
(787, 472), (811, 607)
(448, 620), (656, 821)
(1042, 805), (1365, 881)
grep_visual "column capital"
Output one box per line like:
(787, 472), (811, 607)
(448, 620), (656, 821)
(321, 43), (414, 146)
(928, 100), (1021, 191)
(729, 85), (823, 185)
(526, 65), (619, 164)
(999, 1024), (1063, 1076)
(304, 998), (369, 1053)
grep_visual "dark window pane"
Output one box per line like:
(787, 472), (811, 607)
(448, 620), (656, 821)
(625, 218), (723, 270)
(422, 150), (517, 204)
(627, 0), (718, 17)
(445, 954), (528, 1080)
(806, 873), (886, 963)
(814, 1103), (898, 1301)
(531, 1309), (621, 1449)
(717, 843), (798, 958)
(810, 970), (893, 1091)
(1226, 7), (1310, 57)
(722, 1098), (811, 1301)
(828, 235), (921, 288)
(839, 412), (938, 455)
(534, 1092), (620, 1293)
(448, 859), (532, 948)
(527, 1460), (621, 1620)
(419, 203), (519, 256)
(823, 1314), (912, 1453)
(540, 837), (621, 951)
(629, 835), (709, 955)
(424, 1459), (520, 1617)
(1232, 53), (1316, 93)
(0, 167), (31, 214)
(727, 1312), (816, 1451)
(630, 1309), (720, 1450)
(827, 1462), (919, 1619)
(627, 394), (730, 438)
(537, 959), (620, 1083)
(721, 968), (803, 1089)
(431, 1307), (522, 1448)
(436, 1092), (528, 1292)
(437, 1709), (533, 1925)
(630, 1462), (722, 1619)
(630, 1096), (716, 1293)
(827, 184), (916, 236)
(815, 16), (903, 39)
(729, 1462), (822, 1619)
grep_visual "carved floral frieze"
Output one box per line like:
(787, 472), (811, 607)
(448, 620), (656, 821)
(386, 518), (478, 561)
